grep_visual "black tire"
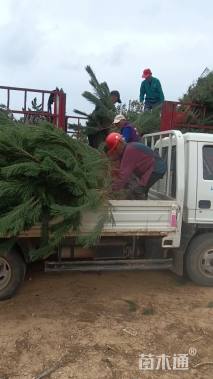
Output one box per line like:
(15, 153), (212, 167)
(0, 249), (26, 301)
(185, 233), (213, 286)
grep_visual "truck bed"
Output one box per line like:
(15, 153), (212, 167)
(83, 200), (177, 235)
(20, 199), (181, 247)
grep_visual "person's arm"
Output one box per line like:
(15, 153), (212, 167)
(140, 81), (145, 102)
(157, 79), (164, 102)
(112, 147), (136, 190)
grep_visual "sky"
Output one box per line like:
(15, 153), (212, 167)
(0, 0), (212, 115)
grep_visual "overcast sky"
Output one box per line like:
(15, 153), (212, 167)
(0, 0), (212, 115)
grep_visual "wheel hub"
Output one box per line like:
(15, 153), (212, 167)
(0, 257), (12, 291)
(201, 249), (213, 276)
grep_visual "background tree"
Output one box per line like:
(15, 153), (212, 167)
(180, 69), (213, 126)
(21, 97), (44, 124)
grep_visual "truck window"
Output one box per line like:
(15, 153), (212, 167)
(203, 146), (213, 180)
(154, 145), (176, 197)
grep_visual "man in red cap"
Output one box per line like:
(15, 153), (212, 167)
(140, 68), (164, 111)
(105, 132), (166, 199)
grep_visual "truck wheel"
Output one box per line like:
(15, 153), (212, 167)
(0, 249), (26, 300)
(185, 234), (213, 286)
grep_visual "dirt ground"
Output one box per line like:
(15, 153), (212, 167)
(0, 266), (213, 379)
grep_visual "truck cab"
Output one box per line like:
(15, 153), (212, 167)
(152, 132), (213, 286)
(183, 133), (213, 223)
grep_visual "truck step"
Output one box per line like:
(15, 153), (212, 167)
(45, 258), (173, 272)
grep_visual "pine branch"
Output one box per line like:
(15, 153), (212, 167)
(0, 198), (41, 237)
(85, 65), (106, 99)
(1, 162), (41, 178)
(81, 91), (103, 107)
(73, 109), (89, 117)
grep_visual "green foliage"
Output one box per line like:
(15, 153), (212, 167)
(31, 97), (42, 112)
(74, 66), (116, 138)
(181, 70), (213, 127)
(182, 71), (213, 113)
(20, 97), (45, 124)
(0, 110), (111, 261)
(0, 105), (16, 125)
(116, 100), (161, 135)
(134, 105), (161, 135)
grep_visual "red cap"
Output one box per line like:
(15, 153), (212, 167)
(142, 68), (152, 79)
(105, 132), (123, 154)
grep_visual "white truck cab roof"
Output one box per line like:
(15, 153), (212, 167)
(183, 132), (213, 143)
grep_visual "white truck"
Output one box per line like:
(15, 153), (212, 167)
(1, 130), (213, 300)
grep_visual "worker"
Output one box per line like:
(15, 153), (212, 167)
(110, 90), (122, 105)
(47, 87), (59, 114)
(113, 114), (139, 143)
(105, 132), (166, 199)
(140, 68), (164, 111)
(88, 90), (122, 149)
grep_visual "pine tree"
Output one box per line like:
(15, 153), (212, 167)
(181, 70), (213, 126)
(21, 97), (44, 124)
(0, 109), (111, 261)
(74, 66), (116, 146)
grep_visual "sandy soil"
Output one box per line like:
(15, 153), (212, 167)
(0, 267), (213, 379)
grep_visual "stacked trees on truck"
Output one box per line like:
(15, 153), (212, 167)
(0, 109), (111, 262)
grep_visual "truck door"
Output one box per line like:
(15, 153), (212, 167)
(196, 142), (213, 222)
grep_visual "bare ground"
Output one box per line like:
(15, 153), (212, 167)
(0, 266), (213, 379)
